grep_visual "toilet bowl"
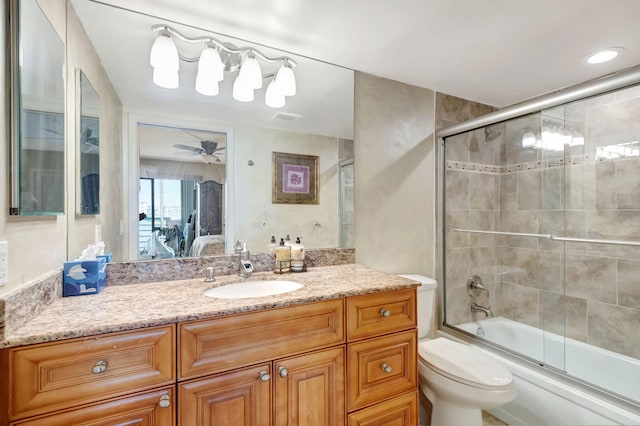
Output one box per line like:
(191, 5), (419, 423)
(399, 274), (515, 426)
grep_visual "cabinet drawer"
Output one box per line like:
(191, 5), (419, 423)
(347, 391), (418, 426)
(11, 386), (176, 426)
(8, 325), (176, 421)
(347, 289), (416, 341)
(347, 330), (417, 411)
(179, 299), (345, 380)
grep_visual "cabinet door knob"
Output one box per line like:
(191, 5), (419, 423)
(278, 366), (288, 378)
(158, 394), (171, 408)
(381, 363), (392, 374)
(259, 370), (271, 382)
(380, 309), (391, 317)
(92, 360), (108, 374)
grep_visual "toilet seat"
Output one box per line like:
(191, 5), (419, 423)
(419, 338), (513, 390)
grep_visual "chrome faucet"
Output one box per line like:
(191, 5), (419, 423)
(471, 303), (493, 318)
(235, 240), (254, 279)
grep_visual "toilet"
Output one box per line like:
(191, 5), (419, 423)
(399, 275), (515, 426)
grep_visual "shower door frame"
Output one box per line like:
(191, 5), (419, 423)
(436, 64), (640, 409)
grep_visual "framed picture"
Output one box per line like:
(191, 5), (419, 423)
(272, 152), (319, 204)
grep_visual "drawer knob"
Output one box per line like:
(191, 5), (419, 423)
(158, 394), (171, 408)
(381, 363), (392, 374)
(278, 365), (288, 378)
(380, 309), (391, 317)
(92, 360), (108, 374)
(259, 370), (271, 382)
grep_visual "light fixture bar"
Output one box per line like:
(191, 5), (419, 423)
(151, 24), (297, 67)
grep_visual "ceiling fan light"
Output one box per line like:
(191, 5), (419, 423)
(275, 63), (296, 96)
(150, 32), (179, 71)
(232, 75), (254, 102)
(198, 45), (224, 82)
(153, 66), (179, 89)
(238, 54), (262, 89)
(265, 78), (285, 108)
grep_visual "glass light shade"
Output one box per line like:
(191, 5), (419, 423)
(521, 131), (536, 148)
(195, 74), (219, 96)
(265, 79), (285, 108)
(275, 64), (296, 96)
(232, 75), (254, 102)
(150, 33), (179, 71)
(197, 46), (224, 82)
(238, 55), (262, 89)
(153, 66), (179, 89)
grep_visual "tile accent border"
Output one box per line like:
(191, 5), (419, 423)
(445, 154), (606, 174)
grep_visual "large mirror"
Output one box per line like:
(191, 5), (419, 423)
(9, 0), (66, 215)
(64, 0), (354, 261)
(77, 71), (100, 215)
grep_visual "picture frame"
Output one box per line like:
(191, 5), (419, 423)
(272, 152), (319, 204)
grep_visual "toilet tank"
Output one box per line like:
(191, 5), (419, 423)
(398, 274), (438, 339)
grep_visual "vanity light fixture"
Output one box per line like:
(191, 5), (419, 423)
(149, 24), (297, 108)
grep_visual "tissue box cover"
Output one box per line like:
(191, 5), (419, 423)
(63, 257), (107, 297)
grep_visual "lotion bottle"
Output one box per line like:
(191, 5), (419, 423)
(291, 237), (305, 272)
(274, 238), (291, 273)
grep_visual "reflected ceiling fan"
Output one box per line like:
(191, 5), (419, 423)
(173, 140), (225, 164)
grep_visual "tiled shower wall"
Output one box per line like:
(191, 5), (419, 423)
(445, 84), (640, 360)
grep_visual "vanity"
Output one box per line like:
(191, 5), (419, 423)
(0, 265), (419, 425)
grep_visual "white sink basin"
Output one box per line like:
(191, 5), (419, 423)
(203, 280), (303, 299)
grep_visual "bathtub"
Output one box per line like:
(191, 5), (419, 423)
(440, 317), (640, 425)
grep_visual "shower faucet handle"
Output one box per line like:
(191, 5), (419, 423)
(467, 275), (489, 297)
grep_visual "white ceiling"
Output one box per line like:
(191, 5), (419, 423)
(97, 0), (640, 108)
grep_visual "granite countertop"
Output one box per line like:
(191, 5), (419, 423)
(1, 264), (419, 349)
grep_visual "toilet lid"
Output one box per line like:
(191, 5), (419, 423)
(419, 338), (513, 390)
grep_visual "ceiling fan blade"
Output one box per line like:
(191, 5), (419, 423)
(173, 143), (204, 154)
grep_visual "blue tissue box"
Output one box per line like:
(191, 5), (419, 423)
(63, 257), (107, 297)
(98, 252), (112, 263)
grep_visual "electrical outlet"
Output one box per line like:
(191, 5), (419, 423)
(0, 240), (8, 286)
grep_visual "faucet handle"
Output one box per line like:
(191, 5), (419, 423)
(202, 266), (215, 282)
(234, 240), (244, 253)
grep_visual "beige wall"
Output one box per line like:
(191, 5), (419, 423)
(234, 124), (340, 252)
(354, 72), (436, 276)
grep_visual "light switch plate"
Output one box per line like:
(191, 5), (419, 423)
(0, 240), (8, 286)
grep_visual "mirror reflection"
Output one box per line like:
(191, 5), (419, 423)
(78, 71), (100, 214)
(65, 0), (354, 260)
(138, 124), (226, 259)
(11, 0), (65, 215)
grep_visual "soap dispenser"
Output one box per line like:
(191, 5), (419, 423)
(274, 238), (291, 274)
(291, 237), (305, 272)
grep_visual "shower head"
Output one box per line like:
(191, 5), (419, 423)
(485, 126), (502, 142)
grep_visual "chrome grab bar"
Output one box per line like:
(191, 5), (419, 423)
(450, 228), (640, 247)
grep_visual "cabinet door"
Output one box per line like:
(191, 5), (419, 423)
(179, 363), (271, 426)
(347, 392), (417, 426)
(274, 346), (345, 426)
(10, 386), (175, 426)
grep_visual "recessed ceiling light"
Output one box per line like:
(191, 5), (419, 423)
(585, 47), (624, 64)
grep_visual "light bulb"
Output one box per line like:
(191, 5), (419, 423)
(150, 32), (179, 71)
(275, 63), (296, 96)
(153, 67), (179, 89)
(238, 54), (262, 89)
(232, 75), (254, 102)
(197, 45), (224, 82)
(265, 78), (285, 108)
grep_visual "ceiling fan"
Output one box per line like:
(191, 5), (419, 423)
(173, 140), (225, 164)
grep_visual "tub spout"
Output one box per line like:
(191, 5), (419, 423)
(471, 303), (493, 318)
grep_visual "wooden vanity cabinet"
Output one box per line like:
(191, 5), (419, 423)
(1, 325), (176, 424)
(345, 289), (418, 424)
(178, 300), (346, 426)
